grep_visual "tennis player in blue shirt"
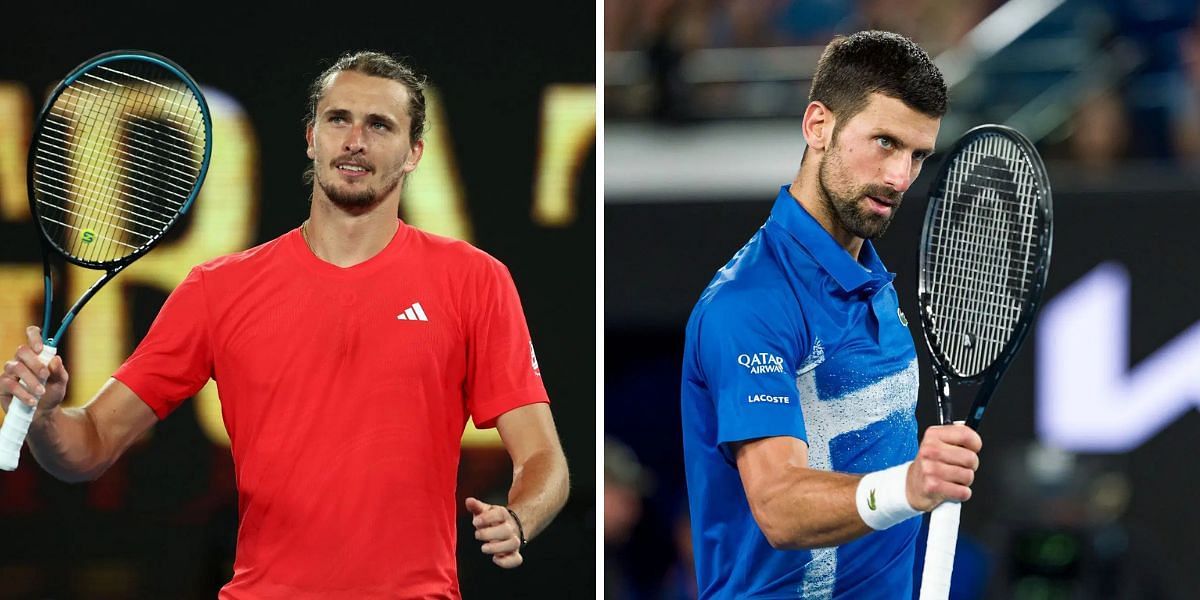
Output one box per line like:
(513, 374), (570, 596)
(681, 31), (984, 599)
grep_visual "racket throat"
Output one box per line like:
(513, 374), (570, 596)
(934, 372), (954, 424)
(965, 369), (1004, 430)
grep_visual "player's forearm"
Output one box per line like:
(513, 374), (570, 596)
(748, 466), (873, 550)
(27, 406), (112, 482)
(506, 447), (569, 541)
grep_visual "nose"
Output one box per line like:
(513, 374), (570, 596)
(343, 124), (366, 154)
(881, 153), (915, 194)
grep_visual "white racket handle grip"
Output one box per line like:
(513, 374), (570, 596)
(918, 500), (961, 600)
(0, 345), (57, 471)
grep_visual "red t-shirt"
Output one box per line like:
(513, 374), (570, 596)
(113, 221), (549, 599)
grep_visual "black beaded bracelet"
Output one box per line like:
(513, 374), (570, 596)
(505, 507), (527, 549)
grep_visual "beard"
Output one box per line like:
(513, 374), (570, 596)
(313, 161), (401, 213)
(817, 150), (902, 240)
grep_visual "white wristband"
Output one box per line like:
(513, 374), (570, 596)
(856, 461), (920, 531)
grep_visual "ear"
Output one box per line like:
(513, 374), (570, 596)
(802, 101), (835, 153)
(402, 139), (425, 175)
(305, 124), (316, 160)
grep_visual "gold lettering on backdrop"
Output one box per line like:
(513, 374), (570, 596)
(0, 84), (38, 414)
(403, 87), (473, 242)
(532, 85), (595, 227)
(65, 89), (256, 450)
(0, 84), (31, 220)
(0, 267), (44, 418)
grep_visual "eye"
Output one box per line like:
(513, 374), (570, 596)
(370, 121), (390, 131)
(913, 151), (930, 162)
(329, 115), (346, 124)
(876, 136), (895, 150)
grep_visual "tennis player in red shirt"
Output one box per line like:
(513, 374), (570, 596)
(0, 51), (570, 599)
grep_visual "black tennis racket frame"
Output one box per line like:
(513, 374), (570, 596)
(916, 124), (1054, 430)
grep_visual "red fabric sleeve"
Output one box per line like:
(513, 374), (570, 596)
(464, 257), (549, 429)
(112, 266), (214, 420)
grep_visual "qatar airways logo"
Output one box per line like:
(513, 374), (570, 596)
(1038, 262), (1200, 452)
(738, 352), (785, 374)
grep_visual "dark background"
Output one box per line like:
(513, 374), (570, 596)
(0, 2), (596, 598)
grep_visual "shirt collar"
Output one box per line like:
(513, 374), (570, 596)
(766, 185), (893, 294)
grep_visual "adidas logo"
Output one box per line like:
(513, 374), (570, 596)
(396, 302), (429, 321)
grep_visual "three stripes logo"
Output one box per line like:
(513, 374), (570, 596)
(396, 302), (429, 322)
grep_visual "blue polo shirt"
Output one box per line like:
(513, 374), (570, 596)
(681, 186), (921, 599)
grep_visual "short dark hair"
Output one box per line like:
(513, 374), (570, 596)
(305, 50), (428, 144)
(809, 31), (947, 132)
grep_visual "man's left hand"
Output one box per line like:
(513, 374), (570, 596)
(465, 497), (523, 568)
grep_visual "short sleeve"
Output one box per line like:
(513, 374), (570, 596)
(464, 257), (549, 429)
(695, 292), (810, 462)
(112, 267), (214, 420)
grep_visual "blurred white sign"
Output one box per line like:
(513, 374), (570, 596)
(1037, 262), (1200, 452)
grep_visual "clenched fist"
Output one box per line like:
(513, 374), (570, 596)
(906, 424), (982, 511)
(1, 326), (69, 415)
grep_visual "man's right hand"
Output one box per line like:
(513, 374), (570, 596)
(1, 326), (69, 415)
(906, 424), (982, 511)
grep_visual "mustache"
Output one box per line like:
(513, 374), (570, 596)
(863, 186), (902, 204)
(331, 155), (372, 170)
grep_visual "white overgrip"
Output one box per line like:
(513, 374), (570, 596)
(918, 500), (961, 600)
(0, 344), (58, 471)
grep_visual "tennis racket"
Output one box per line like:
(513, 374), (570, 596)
(0, 50), (212, 471)
(915, 124), (1053, 599)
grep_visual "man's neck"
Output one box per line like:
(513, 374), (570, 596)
(789, 169), (864, 260)
(303, 195), (401, 267)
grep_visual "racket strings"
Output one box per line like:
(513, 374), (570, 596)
(36, 121), (189, 218)
(934, 139), (1040, 374)
(38, 81), (195, 261)
(30, 58), (207, 265)
(924, 134), (1046, 377)
(42, 110), (197, 193)
(934, 146), (1029, 375)
(31, 149), (179, 222)
(63, 69), (199, 222)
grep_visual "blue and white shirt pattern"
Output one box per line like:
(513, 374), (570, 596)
(681, 186), (921, 599)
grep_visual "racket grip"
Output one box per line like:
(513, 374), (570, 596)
(918, 500), (961, 600)
(0, 345), (58, 471)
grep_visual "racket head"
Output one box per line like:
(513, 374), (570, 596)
(26, 50), (212, 270)
(917, 124), (1054, 384)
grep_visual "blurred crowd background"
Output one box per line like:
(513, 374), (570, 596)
(605, 1), (1200, 599)
(606, 0), (1200, 164)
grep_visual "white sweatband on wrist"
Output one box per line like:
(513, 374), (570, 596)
(856, 461), (920, 531)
